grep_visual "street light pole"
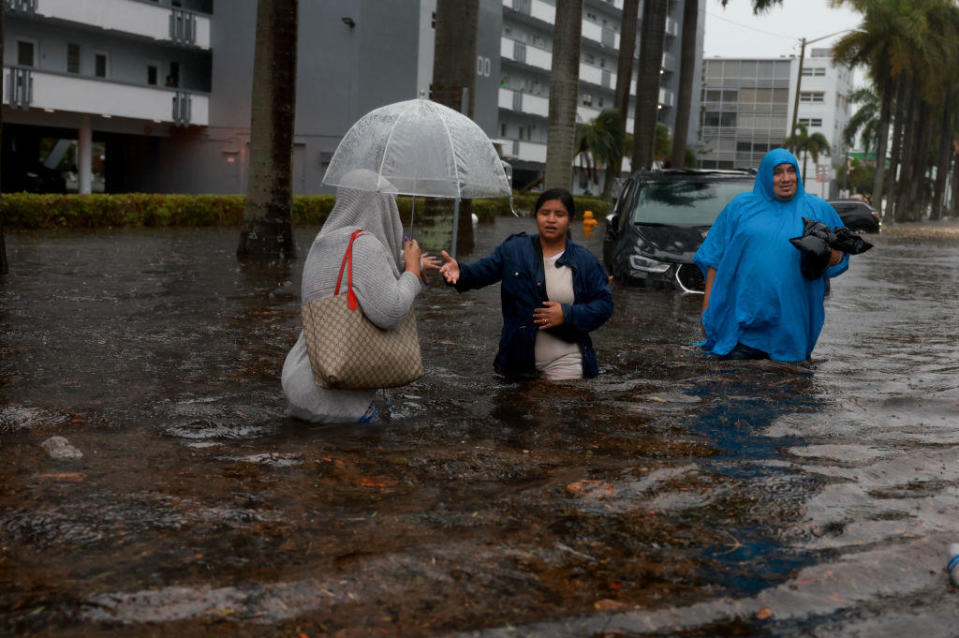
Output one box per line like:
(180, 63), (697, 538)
(788, 37), (806, 154)
(787, 30), (850, 155)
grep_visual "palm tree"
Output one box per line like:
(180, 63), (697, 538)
(843, 86), (881, 153)
(574, 109), (625, 193)
(670, 0), (699, 170)
(831, 0), (933, 221)
(544, 0), (583, 190)
(237, 0), (298, 259)
(784, 123), (831, 190)
(632, 0), (667, 171)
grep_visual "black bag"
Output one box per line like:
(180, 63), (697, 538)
(790, 218), (872, 280)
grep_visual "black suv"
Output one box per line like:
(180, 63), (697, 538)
(827, 199), (881, 233)
(603, 169), (754, 293)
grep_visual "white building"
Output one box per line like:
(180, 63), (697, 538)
(699, 48), (852, 198)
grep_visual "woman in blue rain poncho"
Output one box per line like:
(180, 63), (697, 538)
(692, 148), (849, 362)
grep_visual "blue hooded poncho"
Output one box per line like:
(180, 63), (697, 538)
(692, 149), (849, 361)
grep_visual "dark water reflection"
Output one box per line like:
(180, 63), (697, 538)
(2, 220), (959, 636)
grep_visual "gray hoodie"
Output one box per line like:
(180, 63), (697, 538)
(282, 171), (422, 422)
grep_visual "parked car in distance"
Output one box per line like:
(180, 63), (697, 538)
(828, 199), (881, 233)
(603, 169), (754, 293)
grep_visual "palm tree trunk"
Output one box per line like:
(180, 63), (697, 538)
(237, 0), (297, 259)
(431, 0), (479, 254)
(906, 98), (930, 221)
(545, 0), (583, 190)
(0, 6), (7, 275)
(887, 77), (908, 222)
(613, 0), (639, 128)
(670, 0), (698, 169)
(895, 80), (920, 222)
(951, 151), (959, 219)
(604, 0), (640, 197)
(871, 73), (893, 220)
(632, 0), (668, 171)
(931, 93), (952, 221)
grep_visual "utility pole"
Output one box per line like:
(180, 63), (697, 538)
(788, 30), (849, 155)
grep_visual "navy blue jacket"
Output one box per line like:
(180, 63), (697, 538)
(454, 233), (613, 378)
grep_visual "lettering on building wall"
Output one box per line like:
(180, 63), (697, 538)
(476, 56), (491, 78)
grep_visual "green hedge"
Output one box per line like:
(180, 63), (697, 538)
(1, 192), (610, 229)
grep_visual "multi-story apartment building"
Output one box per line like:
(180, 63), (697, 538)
(2, 0), (213, 193)
(699, 48), (852, 197)
(498, 0), (705, 191)
(1, 0), (705, 195)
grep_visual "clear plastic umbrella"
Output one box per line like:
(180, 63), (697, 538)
(322, 98), (512, 256)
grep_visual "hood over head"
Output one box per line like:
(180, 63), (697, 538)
(754, 148), (804, 202)
(319, 168), (405, 270)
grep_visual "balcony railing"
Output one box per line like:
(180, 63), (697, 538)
(2, 65), (209, 126)
(31, 0), (211, 49)
(4, 0), (38, 14)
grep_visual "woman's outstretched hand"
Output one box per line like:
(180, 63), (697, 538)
(439, 251), (460, 285)
(533, 301), (565, 330)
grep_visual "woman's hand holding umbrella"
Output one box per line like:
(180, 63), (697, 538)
(404, 238), (441, 284)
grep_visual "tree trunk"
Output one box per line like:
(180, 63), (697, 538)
(670, 0), (698, 169)
(894, 80), (919, 223)
(871, 73), (893, 220)
(431, 0), (479, 255)
(602, 0), (640, 197)
(951, 150), (959, 218)
(545, 0), (583, 190)
(931, 93), (952, 221)
(887, 76), (907, 222)
(237, 0), (298, 260)
(908, 98), (932, 220)
(1, 6), (7, 275)
(632, 0), (668, 171)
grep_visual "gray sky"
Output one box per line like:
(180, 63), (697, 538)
(703, 0), (863, 60)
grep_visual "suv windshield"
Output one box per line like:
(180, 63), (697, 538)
(630, 180), (753, 225)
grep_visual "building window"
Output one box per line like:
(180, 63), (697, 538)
(167, 61), (180, 87)
(17, 40), (35, 67)
(798, 118), (823, 127)
(582, 93), (593, 106)
(94, 52), (108, 78)
(67, 43), (80, 74)
(799, 91), (825, 103)
(148, 64), (158, 85)
(501, 123), (507, 137)
(801, 67), (827, 77)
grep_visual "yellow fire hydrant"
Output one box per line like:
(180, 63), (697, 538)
(582, 210), (598, 239)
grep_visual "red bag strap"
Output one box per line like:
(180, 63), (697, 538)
(334, 230), (365, 310)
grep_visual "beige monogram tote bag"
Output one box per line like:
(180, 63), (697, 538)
(301, 230), (423, 389)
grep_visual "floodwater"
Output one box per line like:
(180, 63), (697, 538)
(2, 216), (959, 637)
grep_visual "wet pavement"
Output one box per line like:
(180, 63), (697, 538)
(2, 217), (959, 637)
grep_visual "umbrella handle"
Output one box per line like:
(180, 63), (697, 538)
(450, 198), (460, 260)
(409, 196), (416, 237)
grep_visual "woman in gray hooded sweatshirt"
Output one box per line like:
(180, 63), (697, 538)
(282, 170), (436, 422)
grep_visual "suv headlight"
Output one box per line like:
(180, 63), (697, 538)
(629, 254), (671, 273)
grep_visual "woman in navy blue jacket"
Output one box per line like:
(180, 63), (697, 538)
(440, 188), (613, 380)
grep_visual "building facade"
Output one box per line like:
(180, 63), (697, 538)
(699, 49), (853, 197)
(1, 0), (706, 195)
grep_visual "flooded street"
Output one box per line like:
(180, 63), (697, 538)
(2, 216), (959, 637)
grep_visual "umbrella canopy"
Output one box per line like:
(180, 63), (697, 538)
(322, 98), (511, 199)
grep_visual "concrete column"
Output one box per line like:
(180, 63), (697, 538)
(78, 117), (93, 194)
